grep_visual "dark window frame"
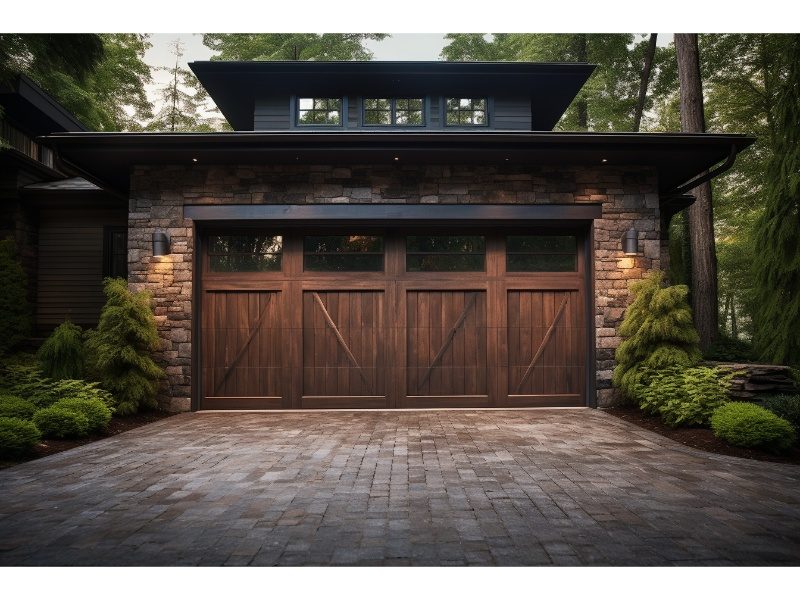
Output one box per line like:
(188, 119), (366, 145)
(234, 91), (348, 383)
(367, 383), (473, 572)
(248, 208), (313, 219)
(206, 233), (284, 272)
(103, 226), (128, 280)
(444, 97), (489, 127)
(362, 97), (426, 127)
(405, 234), (487, 272)
(295, 97), (344, 127)
(303, 234), (385, 272)
(505, 234), (578, 272)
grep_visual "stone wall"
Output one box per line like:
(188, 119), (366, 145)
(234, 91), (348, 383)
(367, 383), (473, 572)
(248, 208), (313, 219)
(129, 163), (662, 411)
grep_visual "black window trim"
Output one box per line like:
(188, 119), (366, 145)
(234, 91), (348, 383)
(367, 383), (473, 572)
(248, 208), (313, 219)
(443, 96), (490, 128)
(294, 96), (346, 128)
(103, 225), (128, 280)
(361, 97), (426, 128)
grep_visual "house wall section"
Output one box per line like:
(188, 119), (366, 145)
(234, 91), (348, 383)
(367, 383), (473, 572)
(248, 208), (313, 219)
(129, 164), (661, 412)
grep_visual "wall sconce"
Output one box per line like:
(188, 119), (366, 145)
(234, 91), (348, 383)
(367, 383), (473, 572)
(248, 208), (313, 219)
(152, 231), (170, 256)
(622, 227), (639, 256)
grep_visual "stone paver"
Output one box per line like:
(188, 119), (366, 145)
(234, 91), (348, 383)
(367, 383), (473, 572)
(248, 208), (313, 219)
(1, 409), (799, 566)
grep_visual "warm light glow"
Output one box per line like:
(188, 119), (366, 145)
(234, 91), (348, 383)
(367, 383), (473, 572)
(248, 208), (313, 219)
(618, 257), (635, 270)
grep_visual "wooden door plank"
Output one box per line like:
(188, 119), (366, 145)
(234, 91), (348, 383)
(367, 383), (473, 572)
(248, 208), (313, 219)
(515, 293), (569, 394)
(418, 292), (477, 390)
(312, 292), (369, 386)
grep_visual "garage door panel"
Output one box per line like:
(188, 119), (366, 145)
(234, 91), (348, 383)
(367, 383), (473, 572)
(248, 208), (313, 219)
(406, 290), (488, 398)
(302, 290), (386, 401)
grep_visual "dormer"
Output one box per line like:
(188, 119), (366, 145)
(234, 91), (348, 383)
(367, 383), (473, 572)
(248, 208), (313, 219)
(189, 61), (595, 132)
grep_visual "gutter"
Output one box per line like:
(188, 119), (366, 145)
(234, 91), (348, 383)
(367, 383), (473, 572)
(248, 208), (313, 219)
(52, 148), (126, 200)
(667, 143), (738, 196)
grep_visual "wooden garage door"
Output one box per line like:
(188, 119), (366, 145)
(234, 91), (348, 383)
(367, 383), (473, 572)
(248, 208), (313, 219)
(199, 229), (586, 409)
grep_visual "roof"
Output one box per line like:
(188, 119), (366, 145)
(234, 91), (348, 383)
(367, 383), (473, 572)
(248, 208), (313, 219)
(42, 130), (755, 196)
(189, 60), (596, 131)
(23, 177), (101, 191)
(0, 74), (87, 134)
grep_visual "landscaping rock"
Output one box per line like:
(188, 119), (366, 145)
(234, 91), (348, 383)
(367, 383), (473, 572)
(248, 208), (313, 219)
(706, 362), (799, 400)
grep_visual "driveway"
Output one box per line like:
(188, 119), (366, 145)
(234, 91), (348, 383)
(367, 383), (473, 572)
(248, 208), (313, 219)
(1, 409), (799, 566)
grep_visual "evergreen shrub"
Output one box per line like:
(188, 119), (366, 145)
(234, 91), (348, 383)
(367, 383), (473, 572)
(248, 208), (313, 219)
(0, 238), (32, 355)
(711, 402), (796, 453)
(32, 406), (90, 438)
(52, 397), (111, 432)
(612, 271), (702, 402)
(37, 320), (86, 380)
(0, 395), (38, 420)
(641, 366), (732, 427)
(762, 394), (800, 433)
(0, 364), (115, 411)
(0, 417), (41, 458)
(86, 278), (164, 415)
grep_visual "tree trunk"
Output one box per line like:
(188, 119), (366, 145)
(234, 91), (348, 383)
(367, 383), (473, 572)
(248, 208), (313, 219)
(731, 297), (738, 339)
(633, 34), (658, 131)
(676, 33), (719, 351)
(721, 293), (731, 334)
(572, 35), (589, 129)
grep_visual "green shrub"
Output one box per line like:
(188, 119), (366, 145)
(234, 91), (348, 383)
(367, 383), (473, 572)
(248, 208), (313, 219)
(0, 417), (41, 458)
(0, 238), (32, 356)
(0, 364), (115, 411)
(52, 397), (111, 432)
(643, 366), (732, 427)
(85, 278), (164, 415)
(32, 406), (90, 438)
(711, 402), (796, 453)
(37, 320), (86, 380)
(612, 271), (702, 402)
(0, 395), (38, 420)
(762, 394), (800, 433)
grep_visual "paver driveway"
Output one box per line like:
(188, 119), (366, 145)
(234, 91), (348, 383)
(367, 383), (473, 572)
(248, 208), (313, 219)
(1, 409), (799, 566)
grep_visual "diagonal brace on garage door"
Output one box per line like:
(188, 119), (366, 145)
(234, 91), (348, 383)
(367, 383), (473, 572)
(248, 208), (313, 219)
(312, 292), (370, 386)
(418, 292), (478, 390)
(515, 294), (569, 394)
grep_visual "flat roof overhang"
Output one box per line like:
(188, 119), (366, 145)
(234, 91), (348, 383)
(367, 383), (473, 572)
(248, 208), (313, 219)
(189, 61), (596, 131)
(42, 130), (755, 197)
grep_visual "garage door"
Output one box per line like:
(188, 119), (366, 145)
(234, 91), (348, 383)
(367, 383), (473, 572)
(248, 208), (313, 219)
(199, 229), (587, 409)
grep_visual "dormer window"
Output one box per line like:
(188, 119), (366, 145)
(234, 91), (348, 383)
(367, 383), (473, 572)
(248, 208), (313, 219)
(297, 98), (342, 126)
(363, 98), (424, 127)
(445, 98), (488, 126)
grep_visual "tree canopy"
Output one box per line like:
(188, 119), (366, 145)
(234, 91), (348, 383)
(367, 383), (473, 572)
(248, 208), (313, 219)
(202, 34), (388, 61)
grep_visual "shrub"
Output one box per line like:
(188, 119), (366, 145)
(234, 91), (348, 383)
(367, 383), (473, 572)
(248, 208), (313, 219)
(0, 417), (41, 458)
(52, 397), (111, 432)
(762, 394), (800, 433)
(37, 320), (86, 380)
(711, 402), (796, 454)
(0, 364), (115, 412)
(32, 406), (90, 438)
(85, 278), (164, 415)
(642, 366), (732, 427)
(704, 335), (756, 363)
(0, 395), (38, 420)
(612, 271), (702, 402)
(0, 237), (32, 355)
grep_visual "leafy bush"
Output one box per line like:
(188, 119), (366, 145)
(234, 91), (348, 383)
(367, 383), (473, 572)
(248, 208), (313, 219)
(32, 406), (90, 438)
(641, 366), (732, 427)
(0, 364), (115, 411)
(0, 237), (32, 355)
(704, 335), (756, 362)
(0, 417), (41, 458)
(52, 397), (111, 432)
(0, 395), (38, 420)
(711, 402), (796, 453)
(612, 271), (702, 402)
(762, 394), (800, 433)
(37, 320), (86, 380)
(86, 278), (164, 415)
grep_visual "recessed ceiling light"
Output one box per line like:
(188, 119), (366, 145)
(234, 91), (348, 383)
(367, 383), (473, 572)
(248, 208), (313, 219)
(192, 158), (198, 163)
(601, 158), (608, 163)
(394, 156), (400, 161)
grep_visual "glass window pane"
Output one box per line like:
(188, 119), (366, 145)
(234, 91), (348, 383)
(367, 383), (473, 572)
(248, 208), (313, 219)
(446, 98), (488, 127)
(407, 254), (485, 272)
(304, 235), (383, 253)
(297, 98), (341, 126)
(406, 236), (486, 271)
(303, 235), (384, 271)
(507, 254), (577, 272)
(209, 254), (282, 272)
(304, 254), (384, 272)
(208, 235), (283, 272)
(406, 235), (485, 253)
(507, 235), (577, 253)
(365, 110), (391, 125)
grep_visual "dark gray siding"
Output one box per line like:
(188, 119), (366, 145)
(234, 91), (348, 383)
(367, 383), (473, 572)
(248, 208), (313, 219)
(347, 96), (359, 128)
(254, 97), (290, 130)
(492, 97), (532, 130)
(36, 207), (127, 329)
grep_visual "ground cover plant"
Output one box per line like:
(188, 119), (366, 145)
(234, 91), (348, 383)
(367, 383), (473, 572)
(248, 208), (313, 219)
(0, 417), (41, 459)
(32, 405), (90, 439)
(711, 402), (796, 453)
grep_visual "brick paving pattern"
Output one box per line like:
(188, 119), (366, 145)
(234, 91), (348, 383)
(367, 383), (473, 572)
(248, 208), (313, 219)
(1, 409), (799, 566)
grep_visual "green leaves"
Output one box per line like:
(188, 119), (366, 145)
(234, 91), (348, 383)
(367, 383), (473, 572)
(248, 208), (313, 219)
(202, 34), (388, 61)
(36, 321), (85, 381)
(0, 238), (32, 356)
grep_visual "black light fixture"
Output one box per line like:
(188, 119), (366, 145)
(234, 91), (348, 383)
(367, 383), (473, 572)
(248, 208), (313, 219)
(152, 231), (170, 256)
(622, 227), (639, 256)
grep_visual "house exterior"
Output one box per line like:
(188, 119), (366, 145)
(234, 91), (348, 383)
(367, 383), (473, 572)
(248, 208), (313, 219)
(4, 61), (753, 411)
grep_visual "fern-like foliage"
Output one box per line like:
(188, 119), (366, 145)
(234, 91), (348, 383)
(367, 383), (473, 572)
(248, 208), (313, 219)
(612, 271), (702, 401)
(0, 364), (116, 411)
(0, 238), (32, 355)
(85, 278), (164, 415)
(37, 320), (86, 380)
(641, 366), (733, 427)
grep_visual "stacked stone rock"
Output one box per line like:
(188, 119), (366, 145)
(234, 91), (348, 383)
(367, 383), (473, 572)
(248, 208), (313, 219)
(129, 163), (664, 411)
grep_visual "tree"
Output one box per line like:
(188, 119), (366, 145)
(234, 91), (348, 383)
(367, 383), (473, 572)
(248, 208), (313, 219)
(202, 34), (388, 61)
(675, 33), (718, 351)
(147, 39), (212, 132)
(0, 34), (103, 85)
(86, 278), (164, 415)
(750, 35), (800, 366)
(0, 238), (32, 355)
(633, 34), (658, 131)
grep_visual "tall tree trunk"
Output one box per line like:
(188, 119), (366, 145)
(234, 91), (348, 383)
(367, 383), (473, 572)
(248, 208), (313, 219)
(633, 34), (658, 131)
(676, 33), (719, 350)
(721, 293), (731, 334)
(572, 35), (589, 129)
(731, 297), (738, 339)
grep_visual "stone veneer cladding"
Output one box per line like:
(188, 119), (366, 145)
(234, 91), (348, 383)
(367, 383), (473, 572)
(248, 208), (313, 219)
(129, 164), (663, 412)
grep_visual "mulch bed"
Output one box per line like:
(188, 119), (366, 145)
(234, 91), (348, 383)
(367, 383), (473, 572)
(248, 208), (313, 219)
(605, 406), (800, 465)
(1, 410), (174, 470)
